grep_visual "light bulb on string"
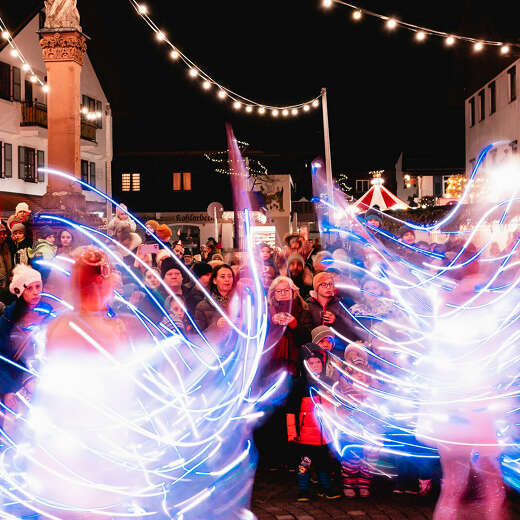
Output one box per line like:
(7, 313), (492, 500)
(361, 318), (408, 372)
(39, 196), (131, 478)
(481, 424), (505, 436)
(282, 109), (289, 117)
(218, 90), (226, 99)
(81, 107), (88, 115)
(272, 109), (279, 117)
(22, 63), (30, 72)
(303, 105), (310, 112)
(233, 101), (242, 110)
(1, 31), (9, 40)
(10, 49), (18, 58)
(291, 108), (298, 116)
(386, 18), (398, 30)
(501, 45), (510, 55)
(445, 36), (456, 47)
(42, 85), (49, 93)
(415, 31), (426, 42)
(246, 106), (253, 113)
(170, 49), (179, 60)
(352, 10), (362, 21)
(312, 99), (320, 108)
(30, 75), (37, 83)
(474, 42), (484, 52)
(155, 31), (166, 41)
(137, 4), (148, 15)
(202, 80), (211, 90)
(258, 107), (265, 115)
(322, 0), (333, 8)
(189, 68), (198, 78)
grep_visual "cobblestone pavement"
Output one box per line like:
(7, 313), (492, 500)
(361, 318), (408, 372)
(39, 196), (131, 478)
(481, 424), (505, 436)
(251, 469), (520, 520)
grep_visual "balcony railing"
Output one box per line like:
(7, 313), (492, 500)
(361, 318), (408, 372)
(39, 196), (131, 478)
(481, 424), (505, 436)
(21, 101), (47, 128)
(20, 101), (97, 142)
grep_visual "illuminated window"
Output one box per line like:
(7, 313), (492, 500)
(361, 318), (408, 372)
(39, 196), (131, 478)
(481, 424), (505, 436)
(122, 172), (140, 192)
(183, 172), (191, 191)
(173, 172), (181, 191)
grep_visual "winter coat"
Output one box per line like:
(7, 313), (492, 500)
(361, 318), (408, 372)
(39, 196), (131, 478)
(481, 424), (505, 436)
(0, 300), (53, 394)
(266, 297), (312, 376)
(306, 293), (360, 343)
(107, 215), (136, 237)
(286, 348), (333, 446)
(0, 241), (13, 289)
(194, 290), (233, 332)
(9, 236), (32, 266)
(28, 239), (57, 262)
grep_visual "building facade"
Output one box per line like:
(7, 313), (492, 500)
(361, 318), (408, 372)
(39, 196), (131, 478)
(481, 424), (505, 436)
(465, 60), (519, 174)
(0, 12), (112, 217)
(113, 151), (292, 251)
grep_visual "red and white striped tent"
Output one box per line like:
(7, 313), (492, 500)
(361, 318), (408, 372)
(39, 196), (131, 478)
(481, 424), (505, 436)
(353, 183), (408, 211)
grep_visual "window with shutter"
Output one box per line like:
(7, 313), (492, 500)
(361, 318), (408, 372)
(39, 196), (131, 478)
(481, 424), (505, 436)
(89, 162), (96, 187)
(4, 144), (12, 178)
(12, 67), (21, 101)
(0, 62), (10, 100)
(96, 100), (103, 129)
(81, 160), (89, 190)
(37, 150), (45, 182)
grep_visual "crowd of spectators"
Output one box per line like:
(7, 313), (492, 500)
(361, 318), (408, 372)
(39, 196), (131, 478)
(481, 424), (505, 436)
(0, 201), (513, 503)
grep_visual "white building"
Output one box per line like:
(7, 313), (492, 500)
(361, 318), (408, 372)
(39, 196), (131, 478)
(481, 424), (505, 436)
(465, 60), (519, 174)
(0, 11), (112, 218)
(395, 152), (464, 204)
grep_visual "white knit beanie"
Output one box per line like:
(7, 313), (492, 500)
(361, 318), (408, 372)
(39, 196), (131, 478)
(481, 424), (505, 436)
(15, 202), (30, 214)
(9, 264), (42, 297)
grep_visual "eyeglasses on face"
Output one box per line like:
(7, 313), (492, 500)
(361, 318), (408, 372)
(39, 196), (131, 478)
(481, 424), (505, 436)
(274, 288), (292, 295)
(319, 282), (334, 289)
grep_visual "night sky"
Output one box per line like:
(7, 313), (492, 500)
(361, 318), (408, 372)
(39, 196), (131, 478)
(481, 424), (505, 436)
(3, 1), (520, 195)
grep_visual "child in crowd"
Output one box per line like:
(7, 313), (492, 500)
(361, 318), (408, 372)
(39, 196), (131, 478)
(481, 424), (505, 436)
(286, 344), (341, 502)
(161, 295), (192, 335)
(337, 341), (379, 498)
(311, 325), (338, 381)
(107, 203), (136, 236)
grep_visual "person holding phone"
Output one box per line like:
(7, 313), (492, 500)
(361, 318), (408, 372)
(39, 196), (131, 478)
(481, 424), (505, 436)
(266, 276), (312, 377)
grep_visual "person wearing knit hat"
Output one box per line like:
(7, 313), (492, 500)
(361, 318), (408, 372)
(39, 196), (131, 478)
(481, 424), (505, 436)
(28, 226), (58, 279)
(106, 203), (136, 236)
(145, 220), (159, 234)
(9, 264), (41, 299)
(311, 325), (334, 349)
(10, 222), (31, 266)
(306, 271), (359, 349)
(0, 263), (51, 402)
(398, 225), (416, 245)
(156, 224), (173, 245)
(286, 343), (340, 501)
(287, 253), (313, 298)
(159, 256), (184, 299)
(184, 261), (213, 314)
(365, 213), (382, 228)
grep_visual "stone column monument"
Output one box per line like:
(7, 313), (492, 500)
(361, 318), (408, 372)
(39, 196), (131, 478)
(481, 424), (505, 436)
(39, 0), (89, 217)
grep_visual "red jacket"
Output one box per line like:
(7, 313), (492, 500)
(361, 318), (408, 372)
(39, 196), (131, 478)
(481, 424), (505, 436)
(287, 394), (330, 446)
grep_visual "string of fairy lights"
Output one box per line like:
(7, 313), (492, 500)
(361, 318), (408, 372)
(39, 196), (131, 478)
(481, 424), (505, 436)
(129, 0), (322, 117)
(0, 16), (49, 91)
(0, 15), (101, 121)
(204, 141), (269, 177)
(322, 0), (519, 55)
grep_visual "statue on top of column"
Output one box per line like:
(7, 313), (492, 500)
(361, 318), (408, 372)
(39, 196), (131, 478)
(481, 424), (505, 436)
(44, 0), (81, 31)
